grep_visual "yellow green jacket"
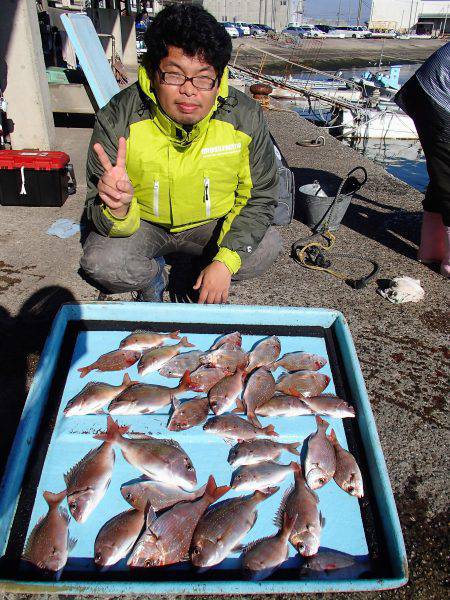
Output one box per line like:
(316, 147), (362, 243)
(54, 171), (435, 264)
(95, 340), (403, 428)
(85, 66), (278, 274)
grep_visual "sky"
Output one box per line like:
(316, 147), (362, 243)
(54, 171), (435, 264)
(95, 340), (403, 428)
(303, 0), (371, 25)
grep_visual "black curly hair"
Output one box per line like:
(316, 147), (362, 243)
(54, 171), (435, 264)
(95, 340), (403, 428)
(143, 4), (232, 79)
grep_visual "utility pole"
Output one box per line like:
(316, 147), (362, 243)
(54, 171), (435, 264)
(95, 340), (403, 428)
(443, 4), (449, 36)
(337, 0), (342, 26)
(357, 0), (363, 26)
(408, 0), (414, 32)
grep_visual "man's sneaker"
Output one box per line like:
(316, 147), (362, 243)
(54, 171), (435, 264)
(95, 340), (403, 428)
(134, 257), (168, 302)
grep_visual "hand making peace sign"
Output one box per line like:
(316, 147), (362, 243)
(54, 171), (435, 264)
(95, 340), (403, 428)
(94, 136), (134, 218)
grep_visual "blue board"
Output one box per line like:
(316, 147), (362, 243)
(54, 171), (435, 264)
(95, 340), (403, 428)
(0, 303), (408, 594)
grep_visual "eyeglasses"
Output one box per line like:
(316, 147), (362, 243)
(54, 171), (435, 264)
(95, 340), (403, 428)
(157, 68), (218, 91)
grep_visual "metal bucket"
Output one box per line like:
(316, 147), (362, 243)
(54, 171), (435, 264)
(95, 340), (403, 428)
(297, 167), (367, 232)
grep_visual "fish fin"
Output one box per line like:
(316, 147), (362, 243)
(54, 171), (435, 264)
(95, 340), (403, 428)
(63, 446), (102, 484)
(159, 437), (183, 450)
(122, 373), (132, 386)
(43, 489), (67, 508)
(231, 543), (245, 553)
(172, 397), (181, 409)
(145, 502), (157, 527)
(95, 408), (107, 415)
(248, 412), (263, 429)
(262, 424), (278, 437)
(320, 512), (326, 528)
(58, 506), (70, 525)
(273, 485), (294, 528)
(285, 442), (301, 457)
(77, 365), (93, 378)
(176, 370), (191, 394)
(68, 536), (77, 552)
(22, 512), (50, 560)
(241, 535), (273, 554)
(93, 416), (129, 442)
(180, 336), (195, 348)
(169, 330), (181, 339)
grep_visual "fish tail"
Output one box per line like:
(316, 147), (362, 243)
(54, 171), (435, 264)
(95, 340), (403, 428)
(43, 489), (67, 508)
(169, 330), (181, 339)
(204, 475), (230, 502)
(93, 416), (128, 443)
(263, 424), (278, 437)
(328, 428), (338, 445)
(183, 370), (194, 390)
(254, 486), (279, 502)
(290, 461), (302, 474)
(233, 398), (245, 413)
(177, 370), (191, 393)
(269, 361), (279, 371)
(77, 365), (93, 378)
(122, 373), (133, 386)
(316, 415), (329, 431)
(285, 442), (301, 456)
(248, 412), (263, 429)
(180, 336), (195, 348)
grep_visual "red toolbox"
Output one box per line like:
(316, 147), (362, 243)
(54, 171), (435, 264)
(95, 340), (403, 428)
(0, 150), (76, 207)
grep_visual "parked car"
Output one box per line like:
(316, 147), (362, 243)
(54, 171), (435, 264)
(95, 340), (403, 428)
(351, 26), (372, 38)
(249, 24), (266, 37)
(282, 26), (307, 38)
(234, 23), (245, 37)
(254, 24), (275, 33)
(234, 22), (251, 36)
(299, 24), (326, 37)
(222, 22), (239, 38)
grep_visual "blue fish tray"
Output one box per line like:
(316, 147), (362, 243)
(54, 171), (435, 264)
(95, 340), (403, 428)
(0, 303), (408, 594)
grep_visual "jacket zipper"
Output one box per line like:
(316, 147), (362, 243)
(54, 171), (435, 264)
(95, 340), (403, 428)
(153, 180), (159, 217)
(204, 177), (211, 217)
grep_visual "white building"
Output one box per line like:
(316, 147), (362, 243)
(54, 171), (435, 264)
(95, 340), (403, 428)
(203, 0), (290, 32)
(369, 0), (450, 33)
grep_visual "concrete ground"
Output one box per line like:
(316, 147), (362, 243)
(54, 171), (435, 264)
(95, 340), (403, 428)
(0, 105), (448, 598)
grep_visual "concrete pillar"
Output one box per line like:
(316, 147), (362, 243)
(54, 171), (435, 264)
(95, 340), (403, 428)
(121, 15), (137, 68)
(98, 8), (123, 61)
(0, 0), (55, 150)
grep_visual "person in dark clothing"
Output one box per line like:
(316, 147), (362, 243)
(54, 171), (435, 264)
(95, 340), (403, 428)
(395, 42), (450, 277)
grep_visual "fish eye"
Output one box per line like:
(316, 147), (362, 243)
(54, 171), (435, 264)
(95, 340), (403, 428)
(144, 559), (153, 567)
(318, 478), (325, 485)
(298, 542), (305, 551)
(95, 552), (102, 561)
(192, 547), (201, 556)
(70, 501), (77, 510)
(347, 486), (354, 493)
(126, 493), (132, 500)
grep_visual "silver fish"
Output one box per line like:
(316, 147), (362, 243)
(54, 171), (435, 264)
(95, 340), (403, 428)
(271, 352), (327, 372)
(302, 394), (355, 418)
(199, 343), (248, 372)
(255, 394), (315, 417)
(241, 511), (296, 580)
(64, 373), (135, 416)
(300, 548), (362, 573)
(246, 336), (281, 373)
(138, 337), (194, 376)
(65, 420), (124, 523)
(276, 371), (331, 398)
(159, 350), (205, 378)
(231, 461), (297, 491)
(328, 430), (364, 497)
(203, 414), (278, 442)
(186, 365), (230, 393)
(94, 508), (145, 567)
(275, 462), (324, 556)
(228, 439), (300, 468)
(120, 330), (180, 352)
(167, 395), (210, 431)
(108, 373), (190, 415)
(95, 417), (197, 490)
(238, 367), (276, 428)
(305, 416), (336, 490)
(210, 331), (242, 350)
(22, 490), (76, 572)
(121, 479), (208, 512)
(191, 487), (279, 568)
(78, 349), (141, 378)
(127, 475), (229, 567)
(208, 367), (246, 415)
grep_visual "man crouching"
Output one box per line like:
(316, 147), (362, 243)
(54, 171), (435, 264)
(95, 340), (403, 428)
(81, 4), (282, 303)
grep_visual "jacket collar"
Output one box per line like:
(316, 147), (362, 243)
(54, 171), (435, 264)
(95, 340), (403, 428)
(138, 65), (229, 147)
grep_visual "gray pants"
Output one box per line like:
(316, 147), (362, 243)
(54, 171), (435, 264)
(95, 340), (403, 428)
(80, 219), (283, 294)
